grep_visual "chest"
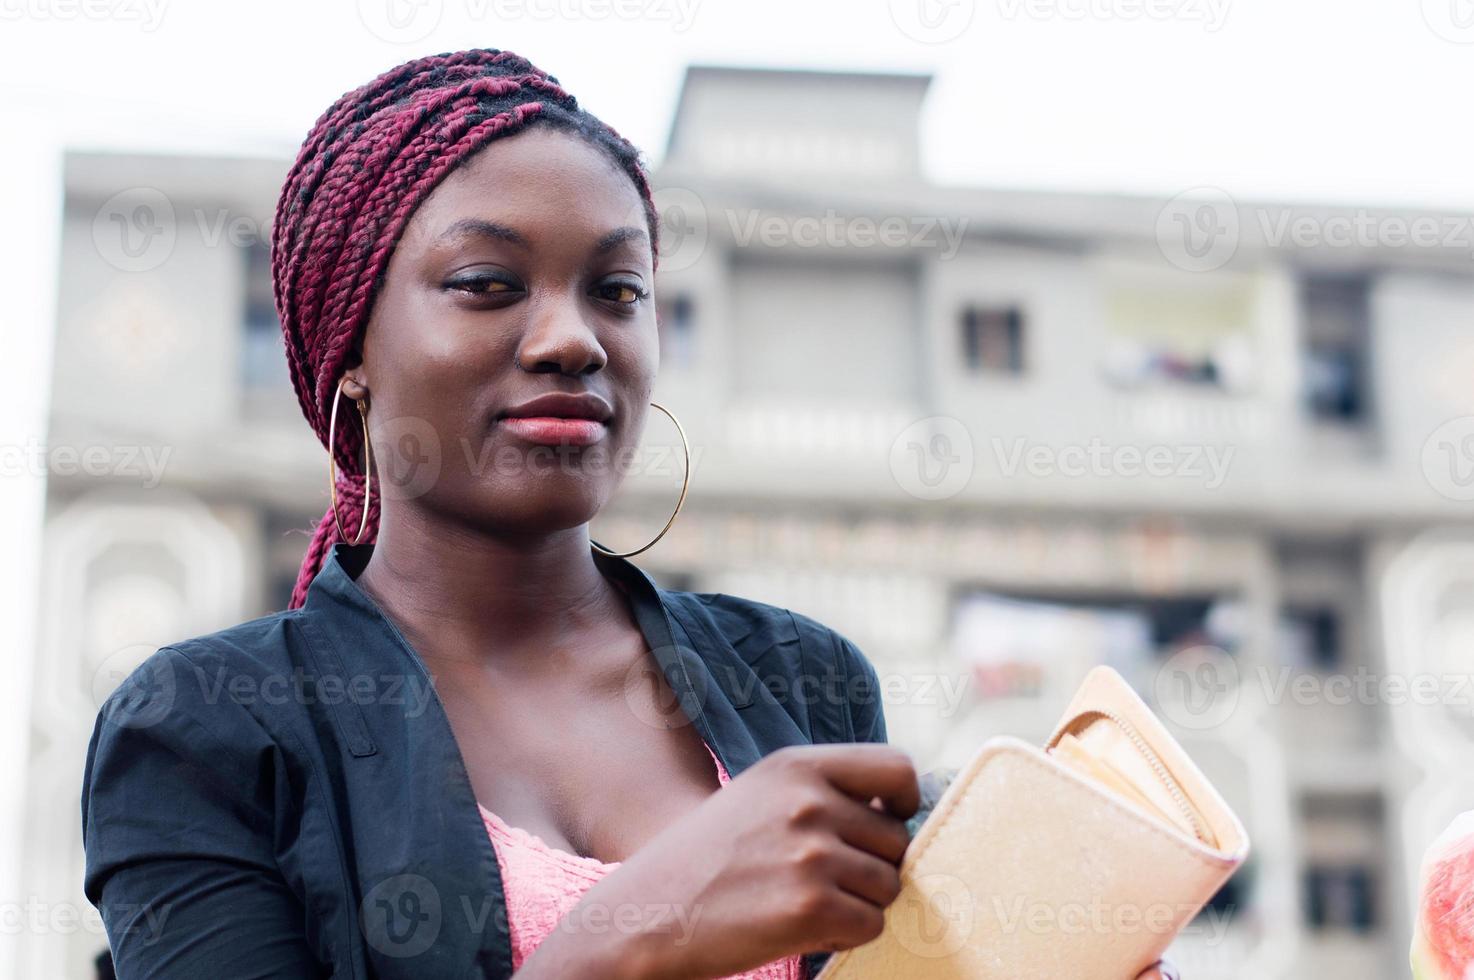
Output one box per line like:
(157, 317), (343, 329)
(429, 643), (723, 864)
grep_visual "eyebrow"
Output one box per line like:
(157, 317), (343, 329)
(433, 220), (649, 257)
(595, 226), (650, 254)
(436, 219), (529, 247)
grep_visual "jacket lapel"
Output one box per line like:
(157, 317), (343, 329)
(591, 550), (811, 779)
(302, 543), (510, 979)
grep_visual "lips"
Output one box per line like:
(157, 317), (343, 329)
(496, 392), (613, 447)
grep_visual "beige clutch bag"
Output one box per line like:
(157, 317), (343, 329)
(817, 666), (1249, 980)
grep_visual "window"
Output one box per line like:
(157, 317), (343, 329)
(959, 306), (1025, 374)
(950, 589), (1240, 702)
(1101, 281), (1256, 391)
(1299, 275), (1370, 425)
(658, 292), (697, 369)
(240, 241), (292, 394)
(1299, 792), (1384, 935)
(1304, 865), (1377, 932)
(1279, 604), (1343, 671)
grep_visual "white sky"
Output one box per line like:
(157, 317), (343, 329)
(1, 0), (1472, 210)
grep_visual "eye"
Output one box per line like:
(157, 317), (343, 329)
(592, 278), (649, 307)
(445, 268), (522, 296)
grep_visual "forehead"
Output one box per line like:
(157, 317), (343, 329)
(406, 125), (645, 240)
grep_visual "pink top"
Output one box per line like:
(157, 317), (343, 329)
(478, 743), (803, 979)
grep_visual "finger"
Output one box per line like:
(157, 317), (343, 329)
(826, 790), (912, 864)
(827, 846), (905, 908)
(801, 886), (887, 952)
(801, 744), (921, 820)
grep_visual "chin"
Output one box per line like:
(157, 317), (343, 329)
(478, 475), (610, 534)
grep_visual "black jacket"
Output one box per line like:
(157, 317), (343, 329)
(81, 542), (888, 979)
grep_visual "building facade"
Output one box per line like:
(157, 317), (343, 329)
(20, 65), (1474, 978)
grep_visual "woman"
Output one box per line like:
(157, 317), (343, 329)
(80, 49), (1177, 980)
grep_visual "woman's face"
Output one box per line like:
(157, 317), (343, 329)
(343, 126), (658, 538)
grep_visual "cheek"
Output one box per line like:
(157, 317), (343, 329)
(365, 290), (512, 416)
(615, 322), (660, 401)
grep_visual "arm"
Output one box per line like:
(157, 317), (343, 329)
(833, 633), (887, 746)
(82, 647), (326, 979)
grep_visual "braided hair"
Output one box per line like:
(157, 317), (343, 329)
(272, 49), (659, 610)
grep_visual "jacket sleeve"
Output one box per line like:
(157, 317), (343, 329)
(801, 634), (888, 980)
(81, 646), (326, 979)
(833, 632), (888, 745)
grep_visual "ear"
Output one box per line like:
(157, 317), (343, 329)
(338, 346), (369, 402)
(337, 369), (369, 403)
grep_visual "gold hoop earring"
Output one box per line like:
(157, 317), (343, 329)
(327, 380), (374, 546)
(590, 401), (690, 559)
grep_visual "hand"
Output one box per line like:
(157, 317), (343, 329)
(518, 743), (920, 980)
(1135, 960), (1181, 980)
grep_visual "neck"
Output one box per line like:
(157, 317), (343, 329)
(352, 504), (627, 667)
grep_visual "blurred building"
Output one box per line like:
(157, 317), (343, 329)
(20, 65), (1474, 978)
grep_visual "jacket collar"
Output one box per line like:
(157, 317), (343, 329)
(301, 541), (383, 626)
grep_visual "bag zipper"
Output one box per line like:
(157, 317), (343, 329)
(1048, 708), (1215, 847)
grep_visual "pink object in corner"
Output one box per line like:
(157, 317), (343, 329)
(478, 742), (803, 979)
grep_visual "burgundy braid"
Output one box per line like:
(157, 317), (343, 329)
(273, 49), (659, 610)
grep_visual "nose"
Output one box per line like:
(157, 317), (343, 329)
(516, 294), (608, 377)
